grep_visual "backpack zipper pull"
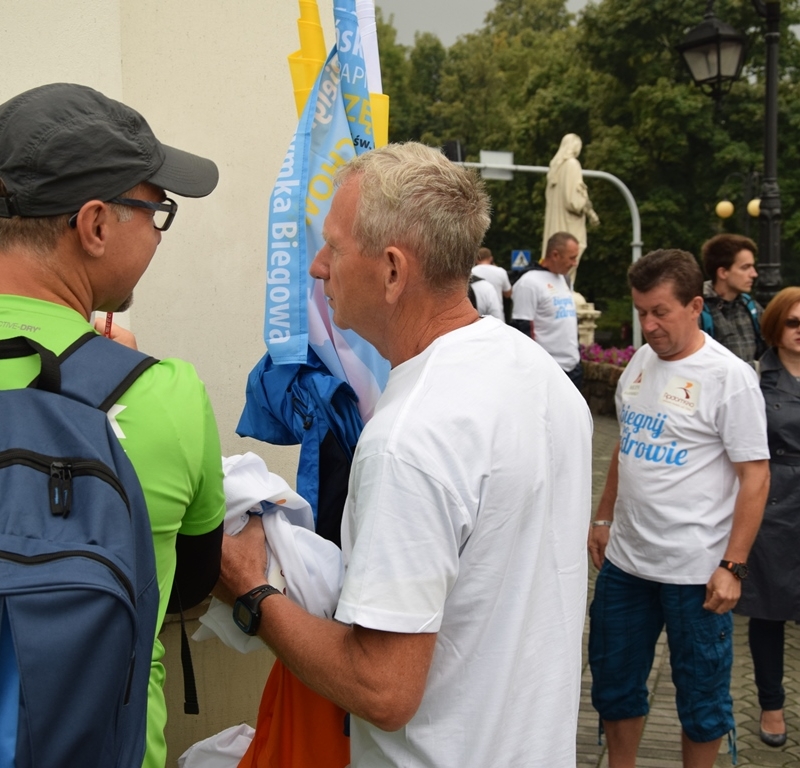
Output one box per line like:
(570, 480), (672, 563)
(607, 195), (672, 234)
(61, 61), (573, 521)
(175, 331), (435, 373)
(49, 462), (73, 517)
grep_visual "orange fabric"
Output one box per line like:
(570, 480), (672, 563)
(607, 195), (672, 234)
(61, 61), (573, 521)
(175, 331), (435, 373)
(237, 659), (350, 768)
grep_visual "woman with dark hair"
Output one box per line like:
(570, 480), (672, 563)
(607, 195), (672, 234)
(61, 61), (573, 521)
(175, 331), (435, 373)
(736, 285), (800, 747)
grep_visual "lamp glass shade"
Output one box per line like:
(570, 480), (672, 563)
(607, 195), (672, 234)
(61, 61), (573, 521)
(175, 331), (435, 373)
(683, 44), (720, 83)
(678, 15), (746, 89)
(719, 39), (745, 78)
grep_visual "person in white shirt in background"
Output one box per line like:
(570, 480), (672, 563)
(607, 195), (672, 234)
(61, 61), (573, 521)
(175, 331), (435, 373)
(511, 231), (582, 388)
(468, 271), (504, 320)
(472, 246), (511, 305)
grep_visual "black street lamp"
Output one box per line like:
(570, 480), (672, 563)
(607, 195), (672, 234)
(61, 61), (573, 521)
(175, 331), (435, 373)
(678, 0), (782, 304)
(677, 1), (746, 103)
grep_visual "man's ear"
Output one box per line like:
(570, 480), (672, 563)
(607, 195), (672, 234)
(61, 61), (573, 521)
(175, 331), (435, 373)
(72, 201), (112, 258)
(384, 245), (411, 304)
(689, 295), (704, 317)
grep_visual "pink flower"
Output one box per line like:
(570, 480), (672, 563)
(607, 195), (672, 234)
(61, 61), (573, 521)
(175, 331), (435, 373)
(580, 344), (635, 367)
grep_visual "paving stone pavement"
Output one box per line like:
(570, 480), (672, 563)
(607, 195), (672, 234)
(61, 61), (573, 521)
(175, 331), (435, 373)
(580, 415), (800, 768)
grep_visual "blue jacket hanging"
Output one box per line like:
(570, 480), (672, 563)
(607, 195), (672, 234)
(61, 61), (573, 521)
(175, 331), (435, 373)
(237, 348), (363, 547)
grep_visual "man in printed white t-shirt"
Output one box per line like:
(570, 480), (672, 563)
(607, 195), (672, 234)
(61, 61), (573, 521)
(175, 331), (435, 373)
(511, 231), (582, 388)
(588, 249), (770, 768)
(219, 143), (592, 768)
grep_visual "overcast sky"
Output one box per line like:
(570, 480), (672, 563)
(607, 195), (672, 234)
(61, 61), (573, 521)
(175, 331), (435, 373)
(377, 0), (588, 47)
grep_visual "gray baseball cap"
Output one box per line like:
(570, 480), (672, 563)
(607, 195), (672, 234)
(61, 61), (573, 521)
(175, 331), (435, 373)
(0, 83), (219, 218)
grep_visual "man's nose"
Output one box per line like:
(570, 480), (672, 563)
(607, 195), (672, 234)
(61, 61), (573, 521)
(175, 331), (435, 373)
(641, 315), (659, 333)
(309, 246), (329, 279)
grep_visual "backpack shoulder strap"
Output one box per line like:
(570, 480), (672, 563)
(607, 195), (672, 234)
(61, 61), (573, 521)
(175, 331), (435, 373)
(741, 293), (760, 324)
(700, 303), (715, 336)
(740, 292), (767, 359)
(57, 332), (159, 412)
(0, 336), (61, 392)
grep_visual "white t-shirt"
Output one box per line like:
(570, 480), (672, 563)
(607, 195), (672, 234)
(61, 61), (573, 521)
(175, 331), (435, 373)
(511, 269), (579, 371)
(336, 317), (592, 768)
(471, 263), (511, 301)
(471, 277), (503, 320)
(606, 334), (769, 584)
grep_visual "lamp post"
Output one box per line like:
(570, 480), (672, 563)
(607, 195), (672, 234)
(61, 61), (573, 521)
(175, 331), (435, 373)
(756, 0), (782, 303)
(678, 0), (782, 303)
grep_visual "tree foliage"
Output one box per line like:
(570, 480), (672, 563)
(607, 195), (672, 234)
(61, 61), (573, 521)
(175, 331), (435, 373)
(376, 0), (800, 302)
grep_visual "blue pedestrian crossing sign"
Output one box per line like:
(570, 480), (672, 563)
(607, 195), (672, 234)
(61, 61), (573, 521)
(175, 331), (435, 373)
(511, 250), (531, 271)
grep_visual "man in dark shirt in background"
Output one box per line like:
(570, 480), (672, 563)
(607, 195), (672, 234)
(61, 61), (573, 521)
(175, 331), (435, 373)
(700, 234), (765, 367)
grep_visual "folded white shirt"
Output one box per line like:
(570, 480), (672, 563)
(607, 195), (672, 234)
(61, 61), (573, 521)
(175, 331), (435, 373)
(177, 723), (255, 768)
(193, 452), (344, 653)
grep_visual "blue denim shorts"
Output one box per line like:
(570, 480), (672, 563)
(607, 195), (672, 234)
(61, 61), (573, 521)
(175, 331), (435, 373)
(589, 560), (734, 743)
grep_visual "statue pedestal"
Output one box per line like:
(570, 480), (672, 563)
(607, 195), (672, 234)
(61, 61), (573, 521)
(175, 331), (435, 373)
(573, 291), (601, 347)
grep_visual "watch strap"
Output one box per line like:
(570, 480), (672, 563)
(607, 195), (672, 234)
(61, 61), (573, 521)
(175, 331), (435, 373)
(243, 584), (281, 606)
(719, 559), (748, 580)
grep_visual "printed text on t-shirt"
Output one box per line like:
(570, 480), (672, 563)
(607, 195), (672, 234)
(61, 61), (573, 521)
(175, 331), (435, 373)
(553, 297), (576, 318)
(0, 321), (41, 332)
(618, 404), (688, 466)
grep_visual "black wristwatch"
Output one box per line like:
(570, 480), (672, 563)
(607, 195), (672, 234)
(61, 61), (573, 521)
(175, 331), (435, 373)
(232, 584), (282, 635)
(719, 560), (749, 580)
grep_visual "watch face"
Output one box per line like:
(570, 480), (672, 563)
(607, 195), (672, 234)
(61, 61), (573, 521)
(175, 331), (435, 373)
(233, 599), (256, 634)
(233, 585), (279, 635)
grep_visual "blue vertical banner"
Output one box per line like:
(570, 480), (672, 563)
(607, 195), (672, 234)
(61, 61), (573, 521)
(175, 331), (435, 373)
(264, 0), (389, 421)
(334, 0), (374, 157)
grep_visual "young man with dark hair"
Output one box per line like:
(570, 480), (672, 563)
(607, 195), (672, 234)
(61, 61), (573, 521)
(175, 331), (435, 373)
(700, 234), (764, 366)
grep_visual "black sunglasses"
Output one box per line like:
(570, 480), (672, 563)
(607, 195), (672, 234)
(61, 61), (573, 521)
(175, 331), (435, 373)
(785, 318), (800, 329)
(68, 196), (178, 232)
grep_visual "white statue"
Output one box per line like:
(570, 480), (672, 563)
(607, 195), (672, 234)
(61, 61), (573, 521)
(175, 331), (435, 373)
(542, 134), (599, 288)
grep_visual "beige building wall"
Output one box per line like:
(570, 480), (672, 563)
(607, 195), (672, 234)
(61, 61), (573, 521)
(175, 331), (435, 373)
(1, 0), (336, 762)
(0, 0), (338, 470)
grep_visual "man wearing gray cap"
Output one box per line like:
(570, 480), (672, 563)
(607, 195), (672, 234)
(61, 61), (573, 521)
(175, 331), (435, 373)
(0, 83), (226, 768)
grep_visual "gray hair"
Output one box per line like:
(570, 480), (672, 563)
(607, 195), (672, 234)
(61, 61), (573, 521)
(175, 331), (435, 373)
(336, 142), (491, 290)
(545, 232), (578, 258)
